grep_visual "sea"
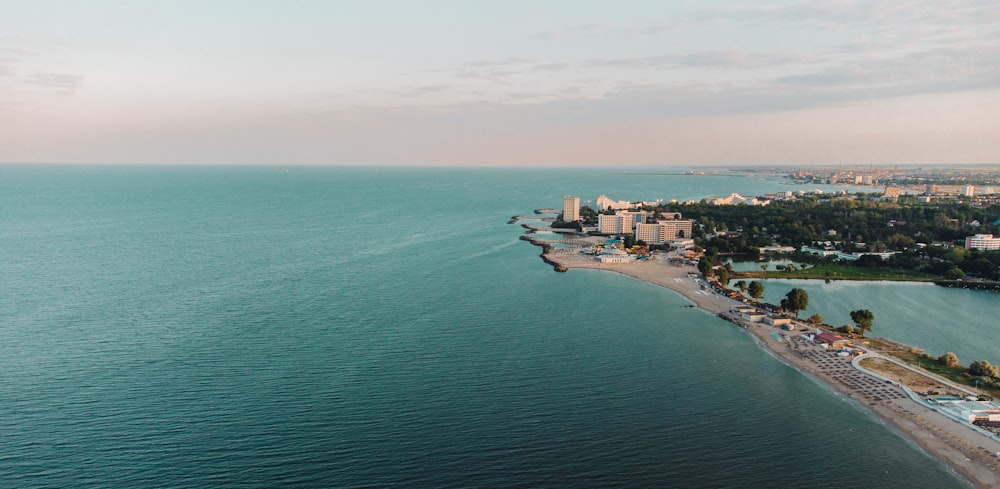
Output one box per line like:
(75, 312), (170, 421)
(0, 164), (981, 488)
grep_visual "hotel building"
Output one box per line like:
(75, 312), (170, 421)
(965, 234), (1000, 251)
(562, 196), (580, 222)
(598, 211), (645, 235)
(635, 220), (695, 244)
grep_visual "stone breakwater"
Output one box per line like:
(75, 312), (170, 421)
(518, 235), (567, 272)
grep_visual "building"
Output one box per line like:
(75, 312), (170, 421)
(599, 248), (630, 263)
(765, 316), (792, 327)
(961, 185), (975, 197)
(595, 194), (635, 211)
(635, 220), (695, 244)
(883, 186), (900, 200)
(706, 192), (769, 205)
(815, 332), (852, 348)
(965, 234), (1000, 251)
(563, 196), (580, 222)
(598, 211), (641, 235)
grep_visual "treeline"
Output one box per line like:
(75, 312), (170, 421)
(659, 196), (1000, 280)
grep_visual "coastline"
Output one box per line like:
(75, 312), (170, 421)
(522, 228), (1000, 488)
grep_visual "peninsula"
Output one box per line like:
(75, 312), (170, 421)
(513, 205), (1000, 488)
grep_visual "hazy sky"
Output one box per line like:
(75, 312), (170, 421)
(2, 1), (999, 166)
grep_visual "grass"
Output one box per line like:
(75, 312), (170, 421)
(887, 349), (1000, 399)
(733, 263), (938, 281)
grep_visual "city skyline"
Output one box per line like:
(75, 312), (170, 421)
(2, 1), (999, 166)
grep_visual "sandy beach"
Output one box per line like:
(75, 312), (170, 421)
(525, 230), (1000, 488)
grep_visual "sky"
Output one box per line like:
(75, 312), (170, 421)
(1, 0), (999, 166)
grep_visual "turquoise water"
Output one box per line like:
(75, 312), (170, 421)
(0, 165), (967, 488)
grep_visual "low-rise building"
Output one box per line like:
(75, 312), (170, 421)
(759, 246), (796, 254)
(815, 332), (852, 348)
(765, 316), (792, 327)
(599, 249), (631, 263)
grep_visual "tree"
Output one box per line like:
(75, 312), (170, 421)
(969, 360), (999, 378)
(943, 268), (965, 280)
(781, 288), (809, 318)
(806, 313), (823, 325)
(697, 256), (714, 277)
(716, 267), (730, 287)
(849, 309), (874, 337)
(735, 280), (748, 293)
(938, 352), (960, 367)
(748, 281), (765, 300)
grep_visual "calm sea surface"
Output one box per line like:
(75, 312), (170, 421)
(0, 165), (970, 488)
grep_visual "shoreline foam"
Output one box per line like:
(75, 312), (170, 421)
(521, 225), (1000, 488)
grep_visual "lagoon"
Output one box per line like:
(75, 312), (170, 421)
(760, 279), (1000, 364)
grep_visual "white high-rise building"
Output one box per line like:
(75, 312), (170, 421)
(635, 220), (695, 244)
(595, 194), (634, 211)
(965, 234), (1000, 251)
(563, 196), (580, 222)
(961, 185), (975, 197)
(598, 212), (641, 235)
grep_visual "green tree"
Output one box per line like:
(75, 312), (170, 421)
(849, 309), (875, 337)
(748, 281), (765, 300)
(716, 267), (730, 287)
(943, 268), (965, 280)
(734, 280), (748, 293)
(944, 246), (967, 264)
(887, 233), (914, 250)
(806, 313), (823, 325)
(938, 352), (959, 367)
(781, 288), (809, 318)
(969, 360), (999, 378)
(697, 256), (714, 277)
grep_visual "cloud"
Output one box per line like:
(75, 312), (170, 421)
(587, 49), (823, 70)
(778, 43), (1000, 97)
(535, 20), (681, 40)
(532, 62), (570, 72)
(400, 84), (453, 97)
(24, 72), (83, 93)
(0, 47), (39, 56)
